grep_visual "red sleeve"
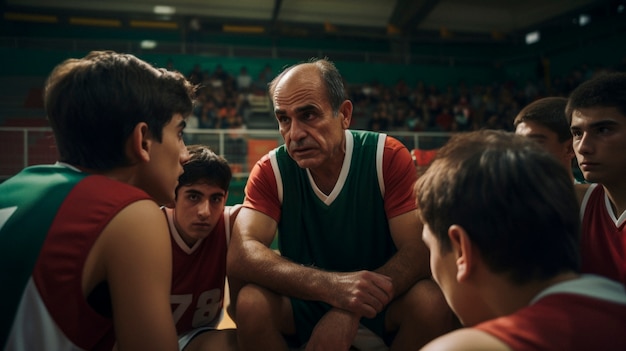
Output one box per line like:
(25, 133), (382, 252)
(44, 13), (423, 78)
(383, 136), (418, 218)
(242, 153), (282, 222)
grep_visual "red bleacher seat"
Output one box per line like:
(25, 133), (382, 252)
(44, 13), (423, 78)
(28, 132), (58, 166)
(2, 117), (49, 127)
(0, 131), (26, 176)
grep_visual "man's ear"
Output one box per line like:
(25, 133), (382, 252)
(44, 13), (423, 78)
(448, 224), (474, 283)
(339, 100), (353, 129)
(128, 122), (152, 163)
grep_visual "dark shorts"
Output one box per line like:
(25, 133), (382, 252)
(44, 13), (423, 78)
(286, 298), (393, 348)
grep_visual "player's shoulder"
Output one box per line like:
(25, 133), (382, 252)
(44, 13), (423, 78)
(574, 182), (594, 206)
(382, 134), (408, 151)
(421, 328), (511, 351)
(103, 199), (167, 241)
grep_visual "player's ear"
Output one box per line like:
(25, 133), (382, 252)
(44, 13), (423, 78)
(448, 224), (474, 283)
(127, 122), (152, 163)
(564, 138), (575, 160)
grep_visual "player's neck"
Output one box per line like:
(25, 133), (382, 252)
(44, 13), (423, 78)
(486, 272), (579, 317)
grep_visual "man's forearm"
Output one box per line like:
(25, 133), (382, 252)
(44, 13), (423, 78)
(230, 239), (334, 302)
(375, 242), (430, 299)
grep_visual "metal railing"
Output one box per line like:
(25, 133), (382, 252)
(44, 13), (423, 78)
(0, 126), (452, 180)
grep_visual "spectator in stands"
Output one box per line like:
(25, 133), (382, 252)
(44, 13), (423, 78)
(434, 107), (454, 131)
(416, 129), (626, 351)
(227, 58), (456, 351)
(426, 85), (443, 120)
(0, 50), (195, 350)
(367, 110), (389, 132)
(188, 63), (204, 85)
(252, 71), (269, 95)
(390, 106), (410, 131)
(568, 72), (626, 287)
(163, 145), (240, 351)
(217, 98), (240, 128)
(210, 64), (230, 89)
(406, 107), (425, 132)
(514, 97), (578, 182)
(452, 96), (472, 131)
(195, 98), (220, 129)
(236, 66), (253, 93)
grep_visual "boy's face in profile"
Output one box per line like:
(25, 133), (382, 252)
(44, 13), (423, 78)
(142, 113), (189, 205)
(421, 222), (493, 327)
(570, 106), (626, 185)
(173, 182), (227, 247)
(515, 120), (573, 171)
(421, 225), (460, 319)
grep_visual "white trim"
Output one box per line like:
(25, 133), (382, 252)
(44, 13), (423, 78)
(224, 206), (232, 246)
(164, 207), (203, 254)
(55, 161), (81, 172)
(579, 183), (597, 221)
(307, 130), (353, 205)
(531, 274), (626, 305)
(604, 189), (626, 227)
(269, 149), (283, 205)
(376, 134), (386, 197)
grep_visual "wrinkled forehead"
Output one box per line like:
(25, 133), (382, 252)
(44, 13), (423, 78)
(273, 66), (325, 107)
(275, 64), (320, 91)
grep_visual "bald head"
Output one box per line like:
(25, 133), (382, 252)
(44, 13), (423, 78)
(269, 58), (346, 115)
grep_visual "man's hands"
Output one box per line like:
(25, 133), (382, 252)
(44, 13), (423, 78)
(327, 270), (393, 319)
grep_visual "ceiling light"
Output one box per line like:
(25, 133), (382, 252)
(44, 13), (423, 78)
(141, 40), (157, 49)
(525, 31), (540, 45)
(154, 6), (176, 15)
(579, 14), (590, 26)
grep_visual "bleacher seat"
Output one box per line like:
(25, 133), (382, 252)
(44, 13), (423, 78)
(0, 131), (25, 177)
(27, 131), (58, 166)
(2, 117), (49, 127)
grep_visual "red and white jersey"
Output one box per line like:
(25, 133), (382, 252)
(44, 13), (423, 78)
(475, 275), (626, 350)
(3, 167), (152, 351)
(163, 207), (231, 335)
(244, 130), (417, 223)
(580, 183), (626, 286)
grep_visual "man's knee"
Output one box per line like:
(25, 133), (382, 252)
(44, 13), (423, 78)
(388, 278), (457, 328)
(235, 284), (295, 334)
(235, 284), (273, 321)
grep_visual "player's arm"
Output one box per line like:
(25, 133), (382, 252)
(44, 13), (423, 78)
(227, 207), (313, 297)
(229, 207), (395, 319)
(227, 158), (393, 319)
(227, 157), (319, 303)
(375, 138), (431, 299)
(375, 210), (430, 299)
(99, 200), (178, 351)
(224, 203), (243, 320)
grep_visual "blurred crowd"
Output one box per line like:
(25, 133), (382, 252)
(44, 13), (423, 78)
(176, 58), (626, 133)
